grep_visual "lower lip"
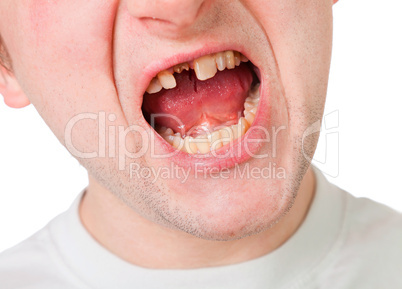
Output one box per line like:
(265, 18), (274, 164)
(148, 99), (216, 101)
(152, 80), (271, 172)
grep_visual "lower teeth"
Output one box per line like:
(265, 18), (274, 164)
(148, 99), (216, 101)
(157, 83), (260, 154)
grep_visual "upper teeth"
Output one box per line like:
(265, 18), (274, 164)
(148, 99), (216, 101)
(194, 55), (218, 81)
(157, 70), (176, 90)
(146, 50), (249, 94)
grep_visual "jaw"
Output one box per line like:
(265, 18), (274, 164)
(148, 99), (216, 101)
(98, 1), (324, 241)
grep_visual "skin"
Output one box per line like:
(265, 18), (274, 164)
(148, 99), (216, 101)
(0, 0), (335, 269)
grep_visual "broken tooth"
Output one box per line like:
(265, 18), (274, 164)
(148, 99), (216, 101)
(157, 70), (177, 89)
(173, 63), (190, 74)
(240, 54), (249, 62)
(146, 77), (163, 94)
(173, 66), (181, 74)
(194, 55), (218, 81)
(225, 51), (235, 69)
(234, 51), (241, 66)
(215, 52), (226, 71)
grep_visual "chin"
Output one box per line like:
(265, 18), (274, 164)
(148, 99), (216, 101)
(130, 158), (303, 242)
(165, 185), (296, 242)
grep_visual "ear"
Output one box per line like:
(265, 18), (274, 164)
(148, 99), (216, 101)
(0, 66), (30, 108)
(333, 0), (339, 4)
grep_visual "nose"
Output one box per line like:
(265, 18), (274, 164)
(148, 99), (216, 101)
(127, 0), (206, 33)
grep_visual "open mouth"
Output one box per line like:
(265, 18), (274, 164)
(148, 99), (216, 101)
(142, 50), (261, 155)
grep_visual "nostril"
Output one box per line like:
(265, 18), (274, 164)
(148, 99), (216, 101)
(126, 0), (206, 31)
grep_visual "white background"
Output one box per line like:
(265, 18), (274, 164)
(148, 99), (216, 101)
(1, 0), (401, 253)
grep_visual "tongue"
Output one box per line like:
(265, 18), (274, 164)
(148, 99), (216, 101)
(142, 63), (253, 136)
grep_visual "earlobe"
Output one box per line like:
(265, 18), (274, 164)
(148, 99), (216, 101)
(0, 67), (30, 108)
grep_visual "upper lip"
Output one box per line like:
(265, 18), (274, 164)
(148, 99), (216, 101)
(139, 42), (259, 96)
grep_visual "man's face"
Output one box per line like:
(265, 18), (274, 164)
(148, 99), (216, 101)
(0, 0), (333, 240)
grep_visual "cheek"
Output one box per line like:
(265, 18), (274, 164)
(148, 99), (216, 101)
(6, 1), (119, 129)
(246, 0), (333, 124)
(26, 0), (117, 71)
(5, 1), (117, 94)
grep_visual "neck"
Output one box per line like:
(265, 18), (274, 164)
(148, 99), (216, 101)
(80, 167), (315, 269)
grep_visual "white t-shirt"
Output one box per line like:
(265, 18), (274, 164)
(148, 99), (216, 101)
(1, 169), (402, 289)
